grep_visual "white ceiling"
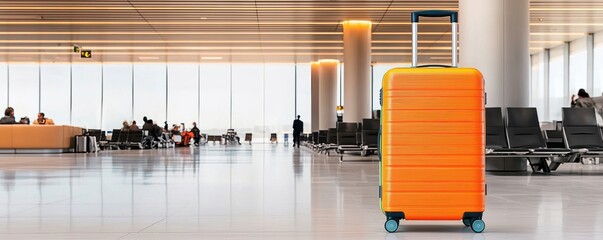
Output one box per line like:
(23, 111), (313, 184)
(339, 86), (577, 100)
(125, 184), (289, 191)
(0, 0), (600, 63)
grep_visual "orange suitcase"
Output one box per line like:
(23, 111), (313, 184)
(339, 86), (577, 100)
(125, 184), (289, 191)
(379, 10), (486, 233)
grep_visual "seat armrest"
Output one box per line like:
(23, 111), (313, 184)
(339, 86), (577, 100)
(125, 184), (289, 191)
(571, 148), (588, 154)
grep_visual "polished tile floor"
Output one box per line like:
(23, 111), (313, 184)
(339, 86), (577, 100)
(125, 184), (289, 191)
(1, 145), (603, 239)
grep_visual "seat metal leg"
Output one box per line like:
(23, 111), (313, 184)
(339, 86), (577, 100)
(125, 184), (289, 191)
(540, 158), (551, 173)
(549, 162), (562, 171)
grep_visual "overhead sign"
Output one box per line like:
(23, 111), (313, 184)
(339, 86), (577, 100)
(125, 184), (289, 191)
(73, 45), (80, 53)
(81, 50), (92, 58)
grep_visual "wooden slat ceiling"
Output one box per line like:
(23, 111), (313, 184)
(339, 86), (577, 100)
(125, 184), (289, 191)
(0, 0), (600, 63)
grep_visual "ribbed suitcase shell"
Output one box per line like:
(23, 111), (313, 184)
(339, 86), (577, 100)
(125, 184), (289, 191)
(380, 67), (485, 220)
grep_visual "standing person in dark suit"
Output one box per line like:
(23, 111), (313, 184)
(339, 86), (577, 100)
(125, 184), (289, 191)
(292, 115), (304, 148)
(191, 122), (201, 146)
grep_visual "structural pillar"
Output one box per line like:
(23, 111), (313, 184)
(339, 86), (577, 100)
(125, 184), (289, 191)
(459, 0), (530, 171)
(343, 20), (372, 122)
(318, 60), (339, 130)
(311, 61), (320, 132)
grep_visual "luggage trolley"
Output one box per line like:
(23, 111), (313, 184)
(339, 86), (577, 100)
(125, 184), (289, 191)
(379, 10), (486, 233)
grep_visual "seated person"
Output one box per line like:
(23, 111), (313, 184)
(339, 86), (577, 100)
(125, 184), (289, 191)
(130, 120), (140, 130)
(33, 112), (55, 125)
(0, 107), (17, 124)
(171, 125), (182, 136)
(142, 118), (153, 131)
(121, 121), (130, 131)
(225, 129), (241, 145)
(152, 120), (164, 140)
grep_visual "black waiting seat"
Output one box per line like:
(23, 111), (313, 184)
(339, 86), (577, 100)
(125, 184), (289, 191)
(485, 107), (509, 150)
(336, 122), (362, 155)
(506, 108), (573, 172)
(485, 108), (529, 155)
(317, 130), (328, 144)
(315, 130), (328, 153)
(118, 129), (129, 145)
(126, 130), (144, 149)
(356, 122), (363, 146)
(361, 118), (379, 150)
(321, 128), (338, 155)
(544, 130), (565, 148)
(244, 133), (253, 144)
(327, 128), (337, 145)
(562, 107), (603, 152)
(337, 122), (359, 146)
(87, 129), (103, 143)
(106, 129), (121, 150)
(506, 108), (568, 154)
(306, 133), (313, 143)
(309, 131), (319, 150)
(540, 107), (603, 170)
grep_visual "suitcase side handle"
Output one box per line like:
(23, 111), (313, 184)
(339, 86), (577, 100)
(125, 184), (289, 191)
(411, 10), (458, 68)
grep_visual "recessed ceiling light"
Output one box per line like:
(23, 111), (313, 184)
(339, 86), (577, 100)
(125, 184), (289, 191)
(200, 17), (208, 20)
(201, 56), (222, 60)
(138, 56), (159, 60)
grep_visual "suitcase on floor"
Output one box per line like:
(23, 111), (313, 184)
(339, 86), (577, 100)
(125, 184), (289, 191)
(379, 10), (486, 233)
(87, 136), (98, 153)
(75, 135), (88, 153)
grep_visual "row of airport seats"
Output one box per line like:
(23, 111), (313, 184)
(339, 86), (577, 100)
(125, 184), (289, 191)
(486, 107), (603, 172)
(302, 118), (380, 161)
(91, 129), (177, 150)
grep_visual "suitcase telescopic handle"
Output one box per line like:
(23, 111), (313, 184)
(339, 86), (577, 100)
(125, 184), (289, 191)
(411, 10), (458, 68)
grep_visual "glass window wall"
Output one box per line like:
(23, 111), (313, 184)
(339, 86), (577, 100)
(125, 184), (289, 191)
(200, 63), (231, 135)
(530, 54), (546, 120)
(3, 61), (329, 142)
(167, 64), (199, 130)
(71, 64), (102, 129)
(296, 63), (312, 133)
(232, 64), (265, 140)
(8, 64), (40, 121)
(102, 64), (133, 130)
(569, 38), (587, 97)
(40, 63), (71, 125)
(0, 64), (8, 112)
(594, 33), (603, 96)
(133, 63), (167, 127)
(549, 46), (565, 121)
(265, 63), (295, 138)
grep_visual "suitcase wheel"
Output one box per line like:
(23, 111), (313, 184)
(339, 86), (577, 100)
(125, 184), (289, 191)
(462, 218), (471, 227)
(471, 219), (485, 233)
(384, 219), (399, 233)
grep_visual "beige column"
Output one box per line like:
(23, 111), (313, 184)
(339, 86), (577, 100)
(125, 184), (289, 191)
(311, 61), (320, 132)
(343, 20), (372, 122)
(459, 0), (530, 108)
(459, 0), (530, 172)
(318, 60), (339, 130)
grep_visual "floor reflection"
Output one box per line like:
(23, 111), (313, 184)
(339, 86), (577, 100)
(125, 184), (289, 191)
(0, 146), (603, 239)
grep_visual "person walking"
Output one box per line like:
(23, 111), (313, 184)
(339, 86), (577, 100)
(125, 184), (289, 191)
(191, 122), (201, 146)
(292, 115), (304, 148)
